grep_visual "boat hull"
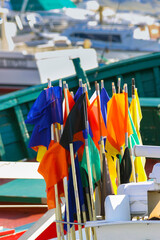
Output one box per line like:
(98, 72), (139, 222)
(0, 52), (160, 162)
(87, 220), (160, 240)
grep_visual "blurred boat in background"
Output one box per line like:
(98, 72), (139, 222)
(0, 1), (99, 94)
(62, 22), (160, 52)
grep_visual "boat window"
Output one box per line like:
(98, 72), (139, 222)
(70, 32), (121, 43)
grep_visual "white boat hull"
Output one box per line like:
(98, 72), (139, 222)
(86, 220), (160, 240)
(0, 48), (98, 94)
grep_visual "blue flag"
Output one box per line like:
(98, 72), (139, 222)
(28, 124), (51, 149)
(100, 87), (110, 127)
(26, 86), (63, 128)
(26, 86), (63, 149)
(74, 87), (93, 139)
(64, 156), (85, 231)
(74, 87), (83, 102)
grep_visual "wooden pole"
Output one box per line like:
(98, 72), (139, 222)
(124, 84), (136, 183)
(63, 82), (83, 240)
(132, 78), (136, 125)
(65, 81), (90, 240)
(48, 80), (72, 240)
(47, 79), (62, 240)
(55, 124), (70, 239)
(79, 79), (91, 240)
(95, 82), (103, 157)
(59, 79), (64, 136)
(130, 78), (137, 182)
(112, 82), (116, 95)
(95, 82), (108, 183)
(55, 80), (71, 240)
(54, 184), (62, 240)
(101, 79), (104, 90)
(117, 77), (121, 94)
(82, 84), (98, 240)
(117, 78), (121, 185)
(95, 81), (115, 221)
(79, 78), (82, 87)
(111, 81), (122, 185)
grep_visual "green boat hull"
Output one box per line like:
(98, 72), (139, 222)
(0, 52), (160, 161)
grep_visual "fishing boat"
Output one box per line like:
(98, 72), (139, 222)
(0, 52), (160, 162)
(17, 152), (160, 240)
(0, 48), (98, 94)
(86, 159), (160, 240)
(0, 1), (99, 95)
(0, 51), (160, 239)
(0, 150), (160, 239)
(62, 22), (160, 52)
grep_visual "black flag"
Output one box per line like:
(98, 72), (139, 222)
(60, 93), (87, 149)
(120, 147), (132, 184)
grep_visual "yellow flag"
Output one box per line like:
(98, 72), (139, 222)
(105, 139), (119, 194)
(130, 88), (142, 140)
(130, 88), (146, 168)
(129, 89), (146, 181)
(36, 146), (47, 162)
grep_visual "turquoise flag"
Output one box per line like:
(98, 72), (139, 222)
(80, 134), (101, 189)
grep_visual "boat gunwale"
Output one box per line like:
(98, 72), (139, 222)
(86, 219), (160, 228)
(1, 52), (160, 111)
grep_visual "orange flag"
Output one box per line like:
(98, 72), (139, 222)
(38, 141), (68, 209)
(88, 96), (107, 150)
(106, 93), (133, 153)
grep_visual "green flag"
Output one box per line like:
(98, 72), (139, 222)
(128, 111), (147, 182)
(80, 134), (101, 189)
(128, 110), (141, 155)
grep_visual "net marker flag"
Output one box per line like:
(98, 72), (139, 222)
(38, 140), (69, 209)
(60, 93), (87, 151)
(25, 86), (63, 161)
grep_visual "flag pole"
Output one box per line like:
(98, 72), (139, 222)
(101, 79), (104, 90)
(112, 82), (116, 95)
(59, 79), (64, 136)
(48, 80), (71, 240)
(79, 78), (82, 87)
(95, 82), (103, 170)
(83, 84), (97, 240)
(124, 84), (136, 183)
(79, 78), (92, 239)
(95, 82), (106, 154)
(63, 82), (83, 240)
(55, 122), (72, 240)
(94, 82), (104, 207)
(117, 77), (121, 94)
(113, 81), (122, 185)
(116, 78), (121, 185)
(115, 80), (124, 185)
(47, 79), (62, 240)
(56, 80), (72, 240)
(128, 79), (137, 182)
(95, 82), (114, 216)
(131, 78), (136, 126)
(131, 79), (136, 182)
(131, 78), (146, 182)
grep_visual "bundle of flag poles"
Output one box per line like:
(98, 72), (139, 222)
(25, 77), (147, 240)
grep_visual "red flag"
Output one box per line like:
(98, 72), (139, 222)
(88, 96), (107, 150)
(63, 89), (75, 126)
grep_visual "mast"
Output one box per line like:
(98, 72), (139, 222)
(0, 0), (14, 51)
(21, 0), (29, 13)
